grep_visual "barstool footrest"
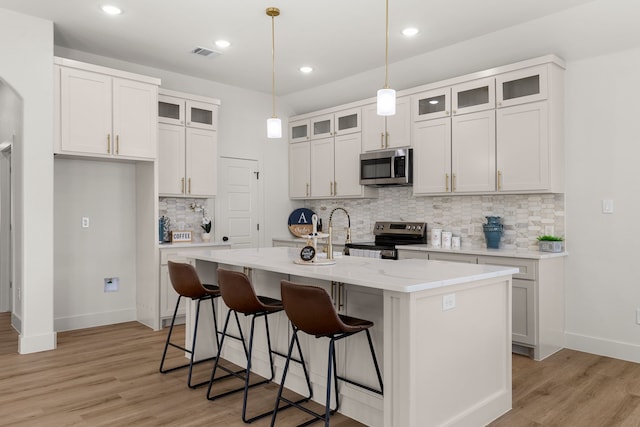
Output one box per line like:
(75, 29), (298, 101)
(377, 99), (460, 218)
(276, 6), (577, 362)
(335, 374), (383, 395)
(159, 354), (216, 374)
(278, 395), (335, 427)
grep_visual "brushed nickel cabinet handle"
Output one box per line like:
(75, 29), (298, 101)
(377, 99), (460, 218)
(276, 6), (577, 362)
(306, 183), (309, 197)
(452, 173), (457, 192)
(334, 181), (337, 196)
(330, 182), (333, 195)
(380, 132), (384, 149)
(181, 177), (185, 194)
(107, 134), (111, 153)
(386, 131), (390, 148)
(188, 178), (191, 194)
(338, 282), (344, 311)
(116, 135), (119, 155)
(497, 170), (502, 191)
(445, 173), (449, 192)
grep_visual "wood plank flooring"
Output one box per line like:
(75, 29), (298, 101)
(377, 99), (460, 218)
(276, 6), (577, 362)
(1, 312), (640, 426)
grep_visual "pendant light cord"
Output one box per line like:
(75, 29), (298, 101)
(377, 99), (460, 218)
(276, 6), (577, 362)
(384, 0), (389, 89)
(271, 13), (276, 118)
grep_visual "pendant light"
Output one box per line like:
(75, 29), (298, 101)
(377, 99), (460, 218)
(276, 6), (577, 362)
(377, 0), (396, 116)
(266, 7), (282, 138)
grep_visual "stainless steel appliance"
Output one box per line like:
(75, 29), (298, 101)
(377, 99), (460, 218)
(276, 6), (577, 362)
(359, 148), (413, 186)
(345, 221), (427, 260)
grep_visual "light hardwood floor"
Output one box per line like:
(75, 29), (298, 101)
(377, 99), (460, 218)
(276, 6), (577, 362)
(1, 313), (640, 426)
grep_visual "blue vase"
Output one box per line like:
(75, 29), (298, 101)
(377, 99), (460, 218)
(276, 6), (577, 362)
(483, 216), (503, 249)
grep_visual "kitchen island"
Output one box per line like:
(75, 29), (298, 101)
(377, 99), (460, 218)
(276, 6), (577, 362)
(185, 246), (518, 427)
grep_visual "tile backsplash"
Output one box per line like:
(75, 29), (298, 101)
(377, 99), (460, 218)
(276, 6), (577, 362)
(159, 197), (214, 241)
(305, 188), (564, 251)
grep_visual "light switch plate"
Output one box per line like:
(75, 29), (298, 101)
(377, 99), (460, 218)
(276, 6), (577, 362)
(82, 217), (89, 228)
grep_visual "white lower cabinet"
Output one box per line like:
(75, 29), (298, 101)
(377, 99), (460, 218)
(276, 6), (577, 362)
(397, 249), (564, 360)
(159, 245), (230, 325)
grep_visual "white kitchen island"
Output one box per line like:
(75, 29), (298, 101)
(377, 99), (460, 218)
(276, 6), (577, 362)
(185, 247), (518, 427)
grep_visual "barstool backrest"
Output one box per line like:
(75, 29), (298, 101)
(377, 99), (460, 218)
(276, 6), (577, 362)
(168, 261), (209, 299)
(217, 268), (265, 314)
(280, 280), (345, 337)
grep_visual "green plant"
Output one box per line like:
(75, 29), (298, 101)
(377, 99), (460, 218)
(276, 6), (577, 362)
(537, 235), (563, 241)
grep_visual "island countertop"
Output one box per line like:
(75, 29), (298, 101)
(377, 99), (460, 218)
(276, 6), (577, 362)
(185, 246), (518, 293)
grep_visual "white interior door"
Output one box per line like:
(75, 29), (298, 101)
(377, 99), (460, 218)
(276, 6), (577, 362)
(216, 157), (259, 248)
(0, 144), (12, 312)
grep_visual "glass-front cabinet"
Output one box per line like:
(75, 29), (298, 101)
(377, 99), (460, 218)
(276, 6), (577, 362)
(290, 119), (310, 143)
(158, 94), (184, 126)
(159, 95), (217, 131)
(186, 99), (217, 130)
(310, 108), (361, 139)
(496, 65), (548, 108)
(451, 77), (495, 115)
(412, 87), (451, 122)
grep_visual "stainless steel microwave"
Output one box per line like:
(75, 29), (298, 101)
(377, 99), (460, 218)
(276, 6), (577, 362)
(359, 148), (413, 186)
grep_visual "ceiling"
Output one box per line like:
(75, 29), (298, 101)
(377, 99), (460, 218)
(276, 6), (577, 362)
(0, 0), (599, 96)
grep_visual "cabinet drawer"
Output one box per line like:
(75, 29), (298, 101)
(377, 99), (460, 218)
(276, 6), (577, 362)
(160, 246), (218, 264)
(428, 252), (478, 263)
(477, 256), (536, 280)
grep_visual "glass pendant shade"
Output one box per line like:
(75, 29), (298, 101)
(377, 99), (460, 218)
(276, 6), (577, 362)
(267, 117), (282, 138)
(377, 88), (396, 116)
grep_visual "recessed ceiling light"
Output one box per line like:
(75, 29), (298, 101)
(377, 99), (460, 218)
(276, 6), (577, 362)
(101, 5), (122, 15)
(299, 66), (313, 74)
(402, 27), (419, 37)
(215, 40), (230, 49)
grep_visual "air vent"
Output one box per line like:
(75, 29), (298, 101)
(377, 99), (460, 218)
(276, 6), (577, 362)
(191, 46), (221, 58)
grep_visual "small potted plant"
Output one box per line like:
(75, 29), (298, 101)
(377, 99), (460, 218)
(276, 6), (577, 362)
(537, 235), (564, 252)
(201, 217), (212, 242)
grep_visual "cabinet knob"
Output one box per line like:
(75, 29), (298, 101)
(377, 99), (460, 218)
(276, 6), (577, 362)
(452, 109), (457, 115)
(445, 111), (450, 116)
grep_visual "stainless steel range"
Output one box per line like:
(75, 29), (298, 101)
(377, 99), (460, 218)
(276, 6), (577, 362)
(345, 221), (427, 260)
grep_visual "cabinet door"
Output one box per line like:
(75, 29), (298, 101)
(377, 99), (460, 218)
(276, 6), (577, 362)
(511, 279), (536, 346)
(59, 67), (112, 156)
(412, 117), (451, 195)
(186, 128), (217, 197)
(160, 264), (185, 319)
(361, 103), (386, 152)
(186, 100), (217, 130)
(335, 108), (361, 135)
(158, 123), (186, 196)
(158, 94), (185, 126)
(333, 133), (362, 197)
(112, 77), (157, 159)
(289, 141), (311, 198)
(385, 96), (411, 149)
(412, 87), (451, 122)
(496, 65), (548, 108)
(310, 137), (335, 197)
(311, 114), (334, 139)
(452, 77), (495, 116)
(451, 110), (496, 193)
(497, 101), (549, 192)
(290, 119), (310, 143)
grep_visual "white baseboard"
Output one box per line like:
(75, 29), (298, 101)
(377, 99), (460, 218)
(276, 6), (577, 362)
(565, 332), (640, 363)
(18, 331), (57, 354)
(54, 308), (136, 332)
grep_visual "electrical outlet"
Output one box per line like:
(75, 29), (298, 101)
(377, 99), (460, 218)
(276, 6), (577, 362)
(104, 277), (119, 292)
(442, 293), (456, 311)
(82, 217), (90, 228)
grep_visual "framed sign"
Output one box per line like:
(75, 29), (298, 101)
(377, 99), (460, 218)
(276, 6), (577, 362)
(288, 208), (315, 237)
(171, 230), (192, 242)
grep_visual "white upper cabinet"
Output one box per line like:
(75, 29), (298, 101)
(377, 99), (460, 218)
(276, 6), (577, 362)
(451, 77), (495, 116)
(157, 89), (220, 197)
(412, 117), (452, 195)
(362, 96), (411, 151)
(451, 110), (496, 193)
(412, 87), (451, 122)
(496, 65), (548, 108)
(55, 59), (159, 160)
(289, 119), (311, 143)
(289, 141), (311, 198)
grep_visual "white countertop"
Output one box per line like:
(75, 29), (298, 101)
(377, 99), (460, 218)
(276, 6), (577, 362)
(185, 246), (519, 293)
(399, 244), (568, 260)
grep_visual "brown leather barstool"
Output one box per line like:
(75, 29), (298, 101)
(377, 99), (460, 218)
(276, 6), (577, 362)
(207, 268), (312, 424)
(271, 280), (383, 427)
(159, 260), (223, 388)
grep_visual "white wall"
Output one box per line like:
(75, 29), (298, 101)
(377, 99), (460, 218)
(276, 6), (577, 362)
(0, 8), (55, 353)
(564, 49), (640, 362)
(53, 159), (138, 330)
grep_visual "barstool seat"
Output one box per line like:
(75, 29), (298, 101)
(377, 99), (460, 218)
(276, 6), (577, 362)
(207, 268), (312, 424)
(272, 280), (384, 427)
(159, 261), (222, 389)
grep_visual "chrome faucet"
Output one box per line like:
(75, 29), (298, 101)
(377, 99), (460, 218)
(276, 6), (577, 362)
(327, 207), (351, 260)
